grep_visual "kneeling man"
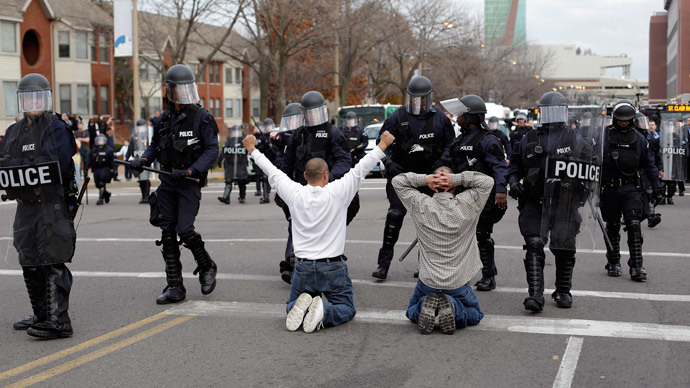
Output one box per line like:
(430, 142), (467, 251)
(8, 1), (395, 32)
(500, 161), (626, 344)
(243, 131), (395, 333)
(393, 167), (493, 334)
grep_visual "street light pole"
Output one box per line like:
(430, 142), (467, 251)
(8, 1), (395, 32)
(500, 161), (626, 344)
(132, 0), (140, 123)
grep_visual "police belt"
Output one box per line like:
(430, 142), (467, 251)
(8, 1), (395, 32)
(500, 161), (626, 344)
(296, 255), (347, 263)
(601, 177), (638, 188)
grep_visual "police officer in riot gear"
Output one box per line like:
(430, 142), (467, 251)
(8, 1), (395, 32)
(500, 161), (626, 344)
(127, 119), (152, 204)
(600, 101), (661, 281)
(218, 125), (249, 204)
(437, 97), (508, 291)
(279, 91), (352, 282)
(634, 112), (662, 227)
(256, 118), (278, 204)
(509, 112), (533, 151)
(1, 73), (78, 338)
(88, 134), (115, 205)
(130, 64), (220, 303)
(487, 116), (512, 160)
(372, 76), (455, 280)
(342, 111), (368, 224)
(507, 91), (595, 311)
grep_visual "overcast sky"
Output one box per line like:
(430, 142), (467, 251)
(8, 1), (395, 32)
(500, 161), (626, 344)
(462, 0), (664, 81)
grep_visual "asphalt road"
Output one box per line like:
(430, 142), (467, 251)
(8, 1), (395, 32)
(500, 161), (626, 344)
(1, 176), (689, 387)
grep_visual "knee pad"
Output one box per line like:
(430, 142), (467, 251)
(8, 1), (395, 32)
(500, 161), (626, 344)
(385, 208), (405, 226)
(179, 230), (202, 246)
(625, 219), (642, 235)
(525, 236), (545, 256)
(160, 230), (178, 247)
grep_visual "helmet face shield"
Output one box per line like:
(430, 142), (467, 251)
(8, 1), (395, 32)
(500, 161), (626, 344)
(18, 90), (52, 113)
(279, 113), (303, 132)
(488, 121), (499, 131)
(166, 82), (199, 104)
(635, 115), (650, 130)
(440, 98), (469, 117)
(95, 135), (107, 147)
(302, 104), (328, 127)
(538, 106), (568, 124)
(405, 93), (433, 115)
(346, 118), (357, 128)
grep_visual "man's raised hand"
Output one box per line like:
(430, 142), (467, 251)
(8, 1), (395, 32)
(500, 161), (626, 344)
(378, 131), (395, 151)
(243, 135), (257, 153)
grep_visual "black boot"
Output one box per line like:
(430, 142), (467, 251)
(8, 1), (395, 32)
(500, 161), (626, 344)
(523, 237), (545, 312)
(371, 266), (388, 280)
(474, 232), (497, 291)
(373, 209), (404, 280)
(103, 187), (111, 204)
(138, 181), (147, 204)
(27, 265), (73, 339)
(260, 180), (270, 204)
(604, 221), (622, 277)
(255, 179), (262, 196)
(14, 266), (46, 330)
(180, 231), (217, 295)
(238, 183), (246, 203)
(626, 219), (647, 282)
(218, 182), (231, 204)
(97, 187), (104, 205)
(279, 258), (294, 284)
(143, 180), (151, 203)
(156, 231), (186, 304)
(552, 252), (575, 308)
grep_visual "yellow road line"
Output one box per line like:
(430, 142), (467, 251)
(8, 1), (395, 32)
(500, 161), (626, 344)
(0, 312), (168, 382)
(6, 315), (193, 388)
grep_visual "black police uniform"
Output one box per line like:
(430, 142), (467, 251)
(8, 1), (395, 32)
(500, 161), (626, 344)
(218, 135), (249, 203)
(126, 131), (152, 204)
(600, 124), (660, 280)
(638, 127), (662, 226)
(142, 103), (219, 303)
(439, 123), (508, 289)
(255, 132), (277, 203)
(493, 129), (512, 159)
(343, 125), (368, 166)
(87, 144), (114, 205)
(1, 113), (77, 337)
(509, 124), (533, 151)
(375, 107), (455, 276)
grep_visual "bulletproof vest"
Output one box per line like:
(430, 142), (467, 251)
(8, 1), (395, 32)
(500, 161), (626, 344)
(293, 124), (333, 179)
(393, 108), (439, 173)
(93, 148), (110, 168)
(344, 127), (361, 151)
(448, 126), (488, 173)
(606, 126), (639, 176)
(157, 104), (203, 171)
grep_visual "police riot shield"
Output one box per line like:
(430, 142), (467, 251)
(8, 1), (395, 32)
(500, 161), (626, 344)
(132, 125), (150, 180)
(0, 114), (76, 266)
(541, 106), (605, 251)
(659, 119), (688, 181)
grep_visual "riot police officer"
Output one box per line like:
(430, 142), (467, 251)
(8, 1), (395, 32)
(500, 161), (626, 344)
(88, 134), (115, 205)
(437, 97), (508, 291)
(600, 101), (660, 281)
(507, 92), (596, 311)
(130, 64), (219, 303)
(218, 125), (249, 204)
(126, 119), (151, 204)
(372, 76), (455, 280)
(487, 116), (512, 161)
(634, 113), (662, 227)
(279, 91), (352, 281)
(255, 118), (278, 204)
(2, 73), (78, 338)
(509, 112), (533, 151)
(342, 111), (368, 224)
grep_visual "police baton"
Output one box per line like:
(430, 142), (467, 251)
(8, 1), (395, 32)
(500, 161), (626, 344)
(398, 238), (418, 262)
(114, 160), (199, 183)
(587, 196), (613, 253)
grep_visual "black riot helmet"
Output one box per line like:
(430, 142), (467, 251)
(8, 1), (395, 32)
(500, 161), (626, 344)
(136, 119), (146, 127)
(165, 64), (199, 105)
(17, 73), (53, 114)
(301, 91), (328, 127)
(95, 134), (107, 147)
(460, 94), (487, 125)
(263, 118), (275, 134)
(487, 116), (500, 131)
(634, 111), (650, 131)
(345, 111), (357, 128)
(405, 76), (433, 115)
(538, 91), (568, 125)
(280, 102), (303, 132)
(612, 101), (636, 121)
(581, 111), (592, 127)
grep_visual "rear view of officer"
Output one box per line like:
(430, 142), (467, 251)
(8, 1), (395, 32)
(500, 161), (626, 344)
(1, 73), (78, 339)
(600, 102), (661, 281)
(218, 125), (249, 204)
(88, 134), (114, 205)
(130, 64), (220, 304)
(437, 97), (508, 291)
(372, 76), (455, 280)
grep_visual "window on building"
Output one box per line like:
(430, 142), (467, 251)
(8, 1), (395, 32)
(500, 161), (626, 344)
(209, 64), (215, 84)
(208, 99), (214, 116)
(76, 31), (88, 59)
(215, 98), (221, 117)
(58, 31), (70, 58)
(99, 34), (107, 63)
(59, 84), (71, 113)
(1, 21), (17, 53)
(91, 33), (97, 61)
(225, 99), (233, 117)
(149, 61), (160, 82)
(77, 84), (89, 114)
(151, 97), (162, 114)
(198, 64), (204, 83)
(252, 99), (259, 117)
(100, 86), (109, 115)
(225, 67), (232, 84)
(91, 85), (97, 114)
(235, 68), (241, 84)
(140, 61), (148, 80)
(200, 98), (205, 108)
(236, 99), (241, 118)
(3, 81), (18, 117)
(215, 64), (221, 84)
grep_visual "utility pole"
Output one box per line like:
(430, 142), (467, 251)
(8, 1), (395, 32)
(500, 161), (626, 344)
(132, 0), (140, 123)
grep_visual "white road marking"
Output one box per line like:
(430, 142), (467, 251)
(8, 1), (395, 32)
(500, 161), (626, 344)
(163, 300), (690, 343)
(0, 269), (688, 302)
(553, 336), (584, 388)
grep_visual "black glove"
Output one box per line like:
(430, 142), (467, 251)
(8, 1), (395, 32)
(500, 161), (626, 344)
(129, 157), (146, 173)
(509, 182), (525, 200)
(384, 160), (404, 178)
(171, 169), (190, 180)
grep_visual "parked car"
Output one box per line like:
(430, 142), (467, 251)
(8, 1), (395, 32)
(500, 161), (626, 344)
(363, 123), (385, 176)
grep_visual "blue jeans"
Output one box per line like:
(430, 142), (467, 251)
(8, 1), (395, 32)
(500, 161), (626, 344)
(286, 260), (355, 327)
(406, 281), (484, 329)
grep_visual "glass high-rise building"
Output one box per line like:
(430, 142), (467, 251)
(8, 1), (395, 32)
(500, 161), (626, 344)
(484, 0), (526, 46)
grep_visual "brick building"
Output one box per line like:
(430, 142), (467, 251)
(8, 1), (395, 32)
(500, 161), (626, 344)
(649, 0), (690, 104)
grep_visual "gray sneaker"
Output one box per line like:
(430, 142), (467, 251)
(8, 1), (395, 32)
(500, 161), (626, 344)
(418, 293), (439, 334)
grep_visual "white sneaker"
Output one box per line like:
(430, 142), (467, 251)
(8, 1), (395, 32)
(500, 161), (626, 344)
(286, 293), (312, 331)
(302, 296), (324, 333)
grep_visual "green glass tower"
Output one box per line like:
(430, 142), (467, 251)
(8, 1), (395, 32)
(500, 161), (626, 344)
(484, 0), (526, 46)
